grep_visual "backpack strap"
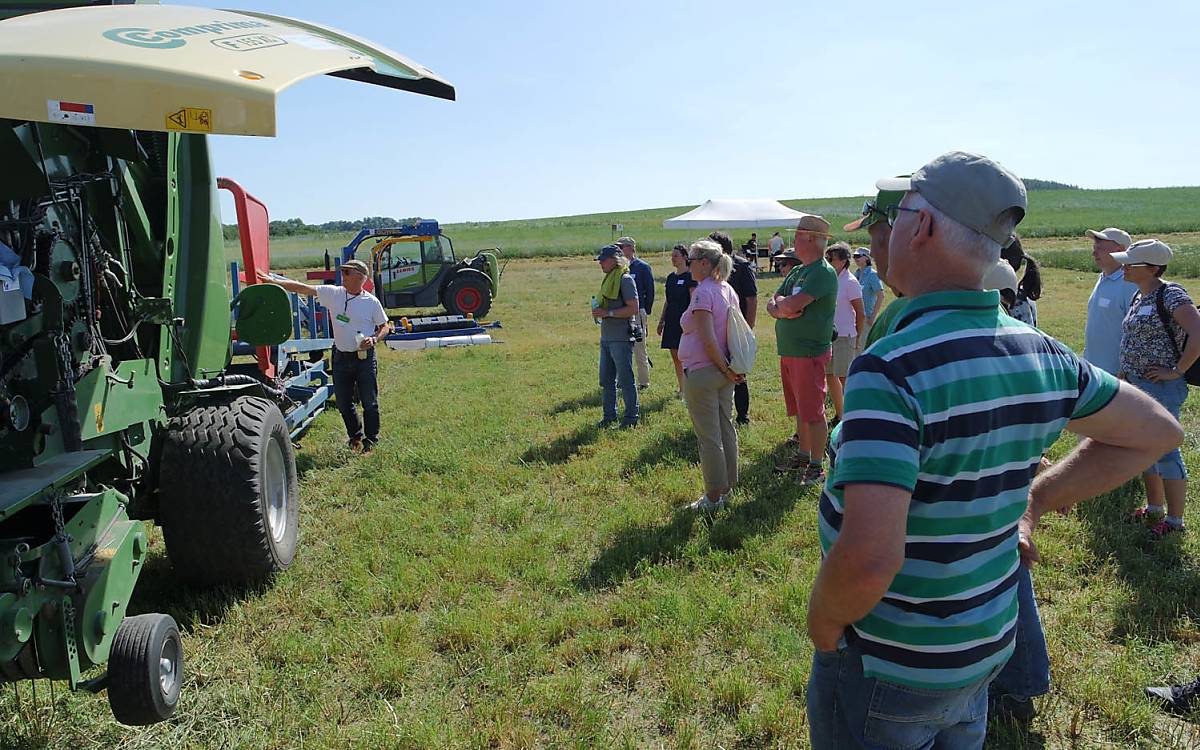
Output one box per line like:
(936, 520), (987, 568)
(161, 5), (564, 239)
(1153, 283), (1183, 362)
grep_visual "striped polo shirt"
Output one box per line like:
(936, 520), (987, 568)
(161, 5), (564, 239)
(818, 289), (1118, 690)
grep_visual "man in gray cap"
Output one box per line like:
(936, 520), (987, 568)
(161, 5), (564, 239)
(1083, 227), (1139, 374)
(805, 151), (1182, 747)
(259, 259), (390, 451)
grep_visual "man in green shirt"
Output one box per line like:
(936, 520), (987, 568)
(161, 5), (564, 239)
(766, 215), (837, 485)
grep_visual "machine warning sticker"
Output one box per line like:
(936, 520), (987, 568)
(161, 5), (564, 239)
(166, 107), (213, 132)
(47, 100), (97, 126)
(94, 403), (104, 433)
(211, 33), (287, 52)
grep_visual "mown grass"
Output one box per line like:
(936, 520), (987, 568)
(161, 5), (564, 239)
(3, 254), (1200, 748)
(235, 186), (1200, 268)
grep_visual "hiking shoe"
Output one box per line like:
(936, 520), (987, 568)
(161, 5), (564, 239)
(786, 433), (800, 446)
(1149, 520), (1185, 539)
(989, 693), (1036, 723)
(619, 420), (639, 430)
(597, 419), (618, 429)
(347, 437), (363, 452)
(361, 439), (377, 454)
(775, 451), (809, 473)
(1129, 506), (1165, 524)
(735, 417), (750, 427)
(687, 494), (727, 513)
(1146, 677), (1200, 714)
(799, 464), (826, 486)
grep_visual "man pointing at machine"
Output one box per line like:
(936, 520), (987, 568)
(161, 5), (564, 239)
(259, 260), (390, 452)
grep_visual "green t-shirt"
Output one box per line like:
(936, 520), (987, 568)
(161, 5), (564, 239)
(774, 258), (838, 358)
(862, 296), (910, 350)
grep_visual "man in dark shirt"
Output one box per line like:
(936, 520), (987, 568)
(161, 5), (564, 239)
(709, 231), (758, 424)
(617, 236), (654, 390)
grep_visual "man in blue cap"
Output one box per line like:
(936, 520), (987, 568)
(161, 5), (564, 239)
(592, 244), (641, 428)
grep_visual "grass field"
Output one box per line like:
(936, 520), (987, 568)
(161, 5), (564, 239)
(4, 256), (1200, 749)
(241, 186), (1200, 269)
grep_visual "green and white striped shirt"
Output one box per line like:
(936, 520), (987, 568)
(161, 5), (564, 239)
(819, 289), (1118, 690)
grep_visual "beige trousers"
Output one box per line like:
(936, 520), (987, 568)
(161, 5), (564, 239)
(634, 309), (651, 387)
(683, 365), (739, 493)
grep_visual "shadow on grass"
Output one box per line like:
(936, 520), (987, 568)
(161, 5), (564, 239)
(523, 396), (673, 466)
(521, 423), (601, 464)
(295, 444), (356, 478)
(126, 553), (265, 634)
(1075, 483), (1200, 641)
(550, 391), (603, 415)
(577, 446), (810, 589)
(622, 427), (697, 477)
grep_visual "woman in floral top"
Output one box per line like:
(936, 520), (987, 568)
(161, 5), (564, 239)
(1117, 240), (1200, 538)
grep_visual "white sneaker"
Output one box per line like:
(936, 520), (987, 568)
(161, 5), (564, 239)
(687, 493), (728, 513)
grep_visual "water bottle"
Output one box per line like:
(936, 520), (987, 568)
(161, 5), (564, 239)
(591, 296), (602, 325)
(354, 332), (368, 359)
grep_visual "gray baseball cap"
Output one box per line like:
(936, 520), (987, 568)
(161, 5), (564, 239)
(1111, 239), (1172, 267)
(876, 151), (1027, 245)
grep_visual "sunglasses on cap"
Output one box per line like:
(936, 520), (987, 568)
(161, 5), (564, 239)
(860, 199), (887, 219)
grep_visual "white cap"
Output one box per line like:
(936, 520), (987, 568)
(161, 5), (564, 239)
(1111, 239), (1173, 267)
(1084, 227), (1132, 248)
(981, 260), (1018, 293)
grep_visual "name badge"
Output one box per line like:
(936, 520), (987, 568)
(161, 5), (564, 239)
(677, 279), (686, 285)
(335, 313), (352, 324)
(1136, 305), (1154, 317)
(1098, 297), (1111, 308)
(793, 285), (803, 296)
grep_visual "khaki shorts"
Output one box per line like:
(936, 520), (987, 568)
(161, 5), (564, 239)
(825, 336), (856, 377)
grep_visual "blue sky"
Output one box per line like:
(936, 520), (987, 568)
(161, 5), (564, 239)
(194, 0), (1198, 224)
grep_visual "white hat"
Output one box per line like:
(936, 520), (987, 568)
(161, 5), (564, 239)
(1111, 239), (1172, 267)
(981, 260), (1018, 293)
(1084, 227), (1132, 248)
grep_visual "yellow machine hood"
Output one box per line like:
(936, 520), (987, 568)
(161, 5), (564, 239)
(0, 4), (455, 136)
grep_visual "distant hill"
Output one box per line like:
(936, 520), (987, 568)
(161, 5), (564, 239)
(1024, 178), (1080, 191)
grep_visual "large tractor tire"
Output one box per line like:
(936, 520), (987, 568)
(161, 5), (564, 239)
(444, 273), (492, 318)
(158, 396), (299, 587)
(107, 613), (183, 726)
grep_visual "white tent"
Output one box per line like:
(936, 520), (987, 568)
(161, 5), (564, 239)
(662, 199), (813, 229)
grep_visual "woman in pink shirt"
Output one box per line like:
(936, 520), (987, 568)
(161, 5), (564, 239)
(678, 239), (744, 512)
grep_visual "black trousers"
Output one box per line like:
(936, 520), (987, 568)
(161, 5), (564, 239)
(332, 349), (380, 444)
(735, 379), (750, 422)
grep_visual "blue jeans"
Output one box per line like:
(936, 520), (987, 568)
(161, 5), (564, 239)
(990, 566), (1051, 699)
(807, 637), (998, 749)
(1129, 376), (1188, 480)
(599, 340), (639, 425)
(332, 349), (380, 444)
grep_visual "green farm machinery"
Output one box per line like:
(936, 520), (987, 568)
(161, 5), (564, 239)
(0, 0), (453, 724)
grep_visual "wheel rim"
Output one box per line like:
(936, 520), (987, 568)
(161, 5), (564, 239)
(263, 438), (291, 545)
(158, 637), (179, 696)
(456, 286), (481, 313)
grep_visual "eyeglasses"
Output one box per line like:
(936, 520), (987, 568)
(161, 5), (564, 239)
(886, 205), (921, 227)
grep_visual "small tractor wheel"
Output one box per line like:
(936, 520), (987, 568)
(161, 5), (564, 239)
(158, 396), (299, 586)
(444, 274), (491, 318)
(107, 613), (183, 726)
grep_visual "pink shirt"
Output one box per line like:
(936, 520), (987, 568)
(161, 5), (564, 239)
(834, 266), (863, 338)
(678, 278), (740, 371)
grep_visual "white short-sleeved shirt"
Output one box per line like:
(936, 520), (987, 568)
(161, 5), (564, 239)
(316, 285), (388, 352)
(833, 266), (863, 337)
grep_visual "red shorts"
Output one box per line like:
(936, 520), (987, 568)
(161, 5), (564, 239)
(780, 352), (831, 422)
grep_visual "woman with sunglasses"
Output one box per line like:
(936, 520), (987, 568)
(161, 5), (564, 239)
(678, 239), (743, 512)
(657, 243), (698, 397)
(1116, 240), (1200, 538)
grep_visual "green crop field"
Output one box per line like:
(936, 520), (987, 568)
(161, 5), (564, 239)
(235, 186), (1200, 270)
(4, 257), (1200, 749)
